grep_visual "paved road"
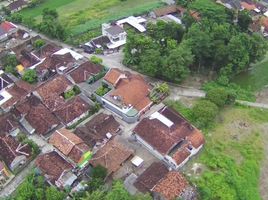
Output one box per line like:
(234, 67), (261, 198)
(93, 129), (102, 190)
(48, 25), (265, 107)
(0, 159), (35, 198)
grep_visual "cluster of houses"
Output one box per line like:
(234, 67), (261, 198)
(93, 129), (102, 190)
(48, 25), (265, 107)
(83, 5), (200, 54)
(0, 8), (205, 200)
(217, 0), (268, 37)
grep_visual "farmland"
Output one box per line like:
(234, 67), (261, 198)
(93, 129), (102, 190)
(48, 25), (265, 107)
(19, 0), (163, 43)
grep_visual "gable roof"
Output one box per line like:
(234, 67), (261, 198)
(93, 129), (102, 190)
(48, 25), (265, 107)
(134, 162), (169, 193)
(69, 61), (103, 84)
(103, 68), (124, 86)
(0, 114), (19, 136)
(241, 1), (256, 10)
(152, 171), (189, 200)
(0, 135), (31, 167)
(14, 95), (59, 136)
(35, 151), (73, 184)
(0, 21), (17, 37)
(35, 75), (72, 111)
(0, 73), (13, 91)
(1, 80), (34, 110)
(134, 106), (204, 159)
(89, 139), (133, 175)
(33, 43), (61, 59)
(49, 128), (89, 163)
(8, 0), (27, 11)
(153, 5), (183, 17)
(74, 113), (120, 148)
(53, 96), (90, 125)
(36, 52), (76, 74)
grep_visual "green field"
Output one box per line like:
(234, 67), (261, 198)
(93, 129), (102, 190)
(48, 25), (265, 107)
(233, 54), (268, 92)
(19, 0), (163, 35)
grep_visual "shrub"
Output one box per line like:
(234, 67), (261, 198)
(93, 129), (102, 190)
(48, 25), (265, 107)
(95, 85), (110, 96)
(22, 69), (38, 84)
(64, 89), (76, 99)
(206, 88), (228, 107)
(192, 100), (218, 128)
(90, 55), (103, 64)
(34, 39), (46, 49)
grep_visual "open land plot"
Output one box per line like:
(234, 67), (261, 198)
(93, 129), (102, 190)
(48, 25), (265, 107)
(19, 0), (163, 35)
(168, 101), (268, 200)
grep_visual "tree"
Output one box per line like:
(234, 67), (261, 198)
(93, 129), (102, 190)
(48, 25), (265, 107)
(192, 100), (218, 128)
(82, 190), (106, 200)
(105, 181), (132, 200)
(237, 10), (252, 32)
(206, 88), (228, 107)
(22, 69), (38, 84)
(34, 39), (46, 49)
(42, 8), (59, 20)
(3, 54), (18, 68)
(45, 186), (65, 200)
(9, 13), (23, 23)
(90, 56), (103, 64)
(162, 41), (193, 82)
(91, 165), (107, 180)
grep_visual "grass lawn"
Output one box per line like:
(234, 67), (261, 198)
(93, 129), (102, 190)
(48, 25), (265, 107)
(232, 54), (268, 92)
(167, 101), (268, 200)
(19, 0), (163, 36)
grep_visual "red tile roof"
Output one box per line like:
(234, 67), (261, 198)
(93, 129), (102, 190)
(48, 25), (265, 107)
(134, 107), (204, 166)
(241, 1), (256, 10)
(36, 75), (72, 111)
(89, 138), (133, 175)
(69, 61), (103, 84)
(153, 171), (189, 200)
(0, 135), (31, 167)
(74, 113), (120, 148)
(103, 68), (123, 86)
(35, 151), (73, 184)
(134, 162), (169, 193)
(0, 21), (16, 34)
(0, 114), (19, 136)
(49, 128), (89, 163)
(14, 95), (59, 136)
(53, 96), (90, 125)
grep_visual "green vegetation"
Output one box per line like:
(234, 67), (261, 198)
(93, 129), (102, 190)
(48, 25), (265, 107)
(95, 85), (111, 97)
(167, 99), (267, 200)
(11, 174), (66, 200)
(150, 82), (170, 103)
(64, 86), (81, 99)
(33, 39), (46, 49)
(233, 54), (268, 92)
(17, 133), (40, 157)
(90, 56), (103, 65)
(18, 0), (163, 44)
(22, 69), (38, 84)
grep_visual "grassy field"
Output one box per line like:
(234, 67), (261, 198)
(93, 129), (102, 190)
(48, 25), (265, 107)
(167, 101), (268, 200)
(19, 0), (163, 36)
(233, 54), (268, 92)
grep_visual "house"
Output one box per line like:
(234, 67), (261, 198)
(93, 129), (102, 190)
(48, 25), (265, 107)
(0, 80), (33, 112)
(216, 0), (242, 10)
(134, 162), (193, 200)
(74, 113), (121, 149)
(8, 0), (28, 13)
(53, 96), (91, 127)
(36, 52), (77, 81)
(241, 1), (257, 11)
(152, 171), (191, 200)
(34, 75), (73, 111)
(102, 23), (127, 49)
(117, 16), (147, 33)
(0, 21), (17, 42)
(0, 135), (31, 171)
(89, 138), (133, 177)
(0, 113), (20, 137)
(133, 106), (205, 170)
(14, 95), (59, 136)
(35, 151), (77, 188)
(17, 49), (42, 70)
(0, 161), (12, 183)
(134, 162), (169, 193)
(150, 5), (182, 18)
(97, 68), (153, 123)
(49, 128), (91, 168)
(0, 70), (13, 92)
(68, 61), (104, 84)
(33, 43), (61, 59)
